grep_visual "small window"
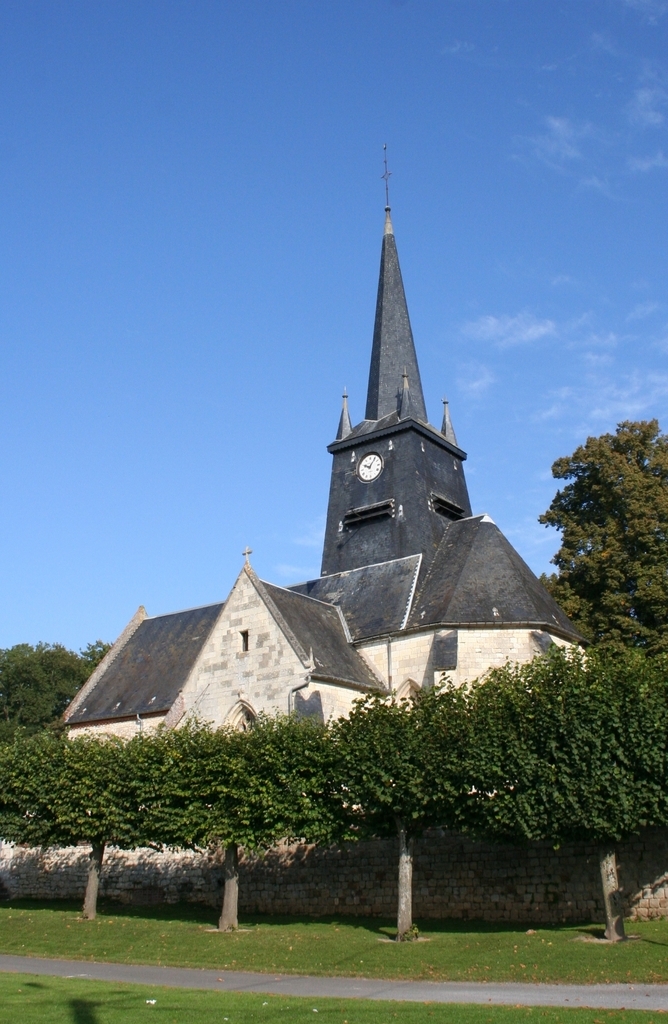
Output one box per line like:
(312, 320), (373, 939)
(228, 701), (256, 732)
(240, 630), (249, 652)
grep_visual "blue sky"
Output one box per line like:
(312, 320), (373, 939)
(1, 0), (668, 650)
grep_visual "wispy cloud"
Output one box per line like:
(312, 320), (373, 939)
(629, 150), (668, 171)
(535, 371), (668, 434)
(456, 362), (495, 397)
(292, 517), (325, 548)
(591, 32), (617, 55)
(442, 40), (474, 55)
(627, 86), (667, 127)
(462, 312), (557, 348)
(627, 301), (660, 320)
(529, 116), (588, 167)
(516, 117), (614, 187)
(274, 563), (319, 582)
(578, 175), (618, 199)
(621, 0), (668, 23)
(579, 331), (619, 349)
(578, 372), (668, 426)
(550, 274), (574, 287)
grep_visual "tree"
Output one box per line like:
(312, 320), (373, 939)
(0, 731), (149, 919)
(0, 640), (111, 742)
(153, 716), (340, 931)
(467, 646), (668, 941)
(331, 687), (471, 940)
(540, 420), (668, 654)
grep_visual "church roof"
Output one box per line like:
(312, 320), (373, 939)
(260, 581), (382, 689)
(407, 515), (584, 642)
(364, 208), (428, 424)
(289, 555), (421, 641)
(66, 603), (224, 724)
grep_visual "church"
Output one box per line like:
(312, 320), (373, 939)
(65, 205), (583, 737)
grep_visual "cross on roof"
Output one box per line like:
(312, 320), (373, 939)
(242, 547), (253, 563)
(381, 143), (392, 208)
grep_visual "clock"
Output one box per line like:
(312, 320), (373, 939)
(357, 452), (383, 482)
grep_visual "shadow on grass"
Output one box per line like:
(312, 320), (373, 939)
(575, 926), (607, 940)
(572, 924), (668, 945)
(69, 1000), (100, 1023)
(4, 898), (618, 941)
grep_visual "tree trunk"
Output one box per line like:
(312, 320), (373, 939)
(82, 842), (105, 921)
(218, 842), (239, 931)
(599, 846), (626, 942)
(395, 819), (414, 941)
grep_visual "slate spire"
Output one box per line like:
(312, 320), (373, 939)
(365, 208), (428, 423)
(336, 388), (352, 440)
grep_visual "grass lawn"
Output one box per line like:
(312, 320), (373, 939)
(0, 973), (664, 1024)
(2, 901), (668, 985)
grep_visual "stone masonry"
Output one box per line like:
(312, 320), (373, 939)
(2, 829), (668, 924)
(358, 628), (571, 693)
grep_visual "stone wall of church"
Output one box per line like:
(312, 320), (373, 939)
(68, 713), (167, 739)
(453, 629), (570, 686)
(358, 626), (572, 693)
(302, 681), (359, 722)
(3, 829), (668, 924)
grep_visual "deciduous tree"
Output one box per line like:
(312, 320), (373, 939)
(153, 716), (340, 931)
(540, 420), (668, 653)
(0, 731), (149, 919)
(0, 641), (111, 742)
(331, 687), (471, 940)
(467, 646), (668, 940)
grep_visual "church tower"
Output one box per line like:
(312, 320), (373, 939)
(321, 208), (472, 577)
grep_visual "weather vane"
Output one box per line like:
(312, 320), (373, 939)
(381, 143), (392, 208)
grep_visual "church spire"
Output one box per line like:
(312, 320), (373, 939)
(441, 398), (458, 446)
(365, 207), (428, 423)
(336, 388), (352, 440)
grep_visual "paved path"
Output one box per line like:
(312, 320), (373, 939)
(2, 954), (668, 1011)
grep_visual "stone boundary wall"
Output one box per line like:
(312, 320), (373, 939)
(2, 829), (668, 923)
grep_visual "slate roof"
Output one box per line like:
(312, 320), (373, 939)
(407, 515), (584, 642)
(289, 555), (421, 641)
(261, 581), (382, 689)
(67, 603), (224, 724)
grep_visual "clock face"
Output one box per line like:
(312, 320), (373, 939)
(357, 452), (383, 482)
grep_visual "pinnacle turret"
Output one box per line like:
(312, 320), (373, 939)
(336, 389), (352, 440)
(399, 369), (414, 420)
(441, 398), (458, 447)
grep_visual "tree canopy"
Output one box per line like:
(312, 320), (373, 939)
(3, 652), (668, 939)
(0, 640), (111, 742)
(540, 419), (668, 653)
(148, 715), (342, 930)
(0, 730), (154, 918)
(466, 645), (668, 938)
